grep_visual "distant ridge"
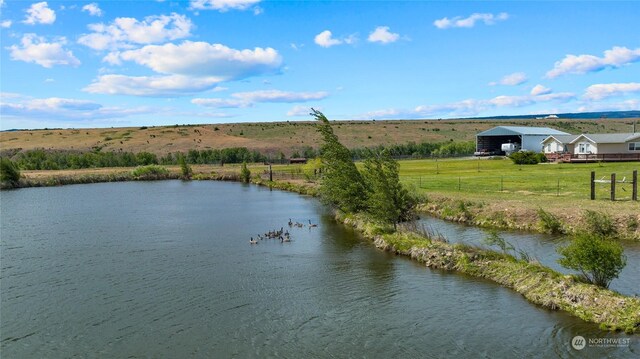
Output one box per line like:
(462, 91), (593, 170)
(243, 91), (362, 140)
(467, 110), (640, 120)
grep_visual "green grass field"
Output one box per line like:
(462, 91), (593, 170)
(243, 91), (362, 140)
(398, 157), (639, 201)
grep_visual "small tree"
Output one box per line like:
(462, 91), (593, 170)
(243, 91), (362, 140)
(178, 154), (192, 180)
(557, 234), (626, 288)
(314, 109), (367, 213)
(240, 161), (251, 183)
(0, 157), (21, 187)
(362, 149), (414, 228)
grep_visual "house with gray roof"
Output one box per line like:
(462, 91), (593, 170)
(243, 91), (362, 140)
(541, 132), (640, 162)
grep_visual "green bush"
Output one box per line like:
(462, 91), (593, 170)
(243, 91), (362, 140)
(0, 157), (21, 186)
(509, 151), (542, 165)
(131, 165), (169, 180)
(583, 210), (617, 238)
(240, 162), (251, 183)
(537, 208), (564, 234)
(557, 233), (626, 288)
(535, 153), (548, 163)
(178, 154), (192, 180)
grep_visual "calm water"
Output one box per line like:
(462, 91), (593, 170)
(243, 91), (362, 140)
(0, 181), (637, 358)
(417, 217), (640, 297)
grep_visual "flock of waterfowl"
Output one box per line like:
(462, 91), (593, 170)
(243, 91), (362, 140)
(249, 219), (318, 244)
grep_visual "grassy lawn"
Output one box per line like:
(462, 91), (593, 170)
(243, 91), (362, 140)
(398, 157), (639, 202)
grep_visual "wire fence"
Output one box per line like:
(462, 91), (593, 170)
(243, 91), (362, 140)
(400, 173), (639, 200)
(259, 168), (307, 181)
(253, 162), (638, 201)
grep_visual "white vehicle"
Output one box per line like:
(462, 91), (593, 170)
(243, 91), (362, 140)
(501, 142), (521, 155)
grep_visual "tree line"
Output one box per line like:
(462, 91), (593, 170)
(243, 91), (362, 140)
(6, 138), (475, 171)
(6, 147), (269, 170)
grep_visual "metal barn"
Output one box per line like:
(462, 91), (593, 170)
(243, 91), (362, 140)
(475, 126), (570, 155)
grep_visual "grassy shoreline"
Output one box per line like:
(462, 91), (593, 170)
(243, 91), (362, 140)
(3, 166), (639, 333)
(337, 212), (640, 334)
(5, 163), (638, 241)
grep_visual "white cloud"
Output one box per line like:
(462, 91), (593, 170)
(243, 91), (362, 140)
(489, 92), (574, 107)
(492, 72), (528, 86)
(489, 95), (533, 107)
(546, 46), (640, 78)
(583, 82), (640, 100)
(28, 97), (102, 111)
(364, 99), (488, 119)
(78, 13), (193, 50)
(1, 20), (11, 28)
(360, 91), (575, 119)
(287, 105), (318, 117)
(90, 41), (282, 96)
(83, 74), (223, 96)
(82, 3), (103, 17)
(191, 98), (250, 108)
(530, 84), (552, 96)
(111, 41), (281, 80)
(415, 99), (488, 117)
(8, 34), (80, 68)
(0, 92), (23, 99)
(434, 12), (508, 29)
(233, 89), (328, 103)
(23, 2), (55, 25)
(192, 89), (329, 108)
(189, 0), (261, 12)
(367, 26), (399, 44)
(577, 99), (640, 113)
(314, 30), (343, 48)
(0, 95), (154, 125)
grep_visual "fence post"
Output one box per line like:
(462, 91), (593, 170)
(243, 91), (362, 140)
(458, 177), (461, 191)
(633, 170), (638, 201)
(611, 173), (616, 201)
(269, 164), (273, 182)
(557, 178), (560, 197)
(590, 171), (595, 200)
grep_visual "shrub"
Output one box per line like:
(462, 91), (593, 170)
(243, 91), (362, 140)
(626, 215), (638, 232)
(240, 161), (251, 183)
(582, 210), (617, 238)
(535, 153), (548, 163)
(557, 233), (626, 288)
(131, 165), (169, 180)
(537, 208), (564, 234)
(178, 154), (192, 180)
(509, 151), (542, 165)
(0, 157), (21, 186)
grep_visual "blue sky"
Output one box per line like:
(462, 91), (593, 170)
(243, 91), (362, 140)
(1, 0), (639, 130)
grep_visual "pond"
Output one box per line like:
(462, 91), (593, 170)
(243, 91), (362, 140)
(1, 181), (636, 357)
